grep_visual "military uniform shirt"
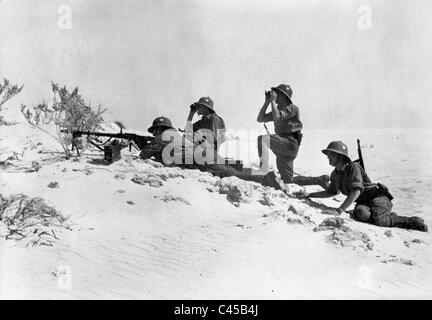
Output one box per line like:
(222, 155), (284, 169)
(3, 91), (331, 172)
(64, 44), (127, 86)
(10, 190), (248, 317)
(139, 129), (185, 164)
(262, 104), (302, 135)
(327, 162), (375, 196)
(193, 113), (226, 148)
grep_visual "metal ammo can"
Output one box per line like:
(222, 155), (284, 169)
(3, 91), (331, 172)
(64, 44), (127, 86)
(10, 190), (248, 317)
(104, 144), (122, 163)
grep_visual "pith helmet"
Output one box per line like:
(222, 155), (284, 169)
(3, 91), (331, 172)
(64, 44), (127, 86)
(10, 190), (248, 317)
(193, 96), (215, 113)
(321, 141), (351, 162)
(147, 116), (174, 134)
(271, 84), (293, 102)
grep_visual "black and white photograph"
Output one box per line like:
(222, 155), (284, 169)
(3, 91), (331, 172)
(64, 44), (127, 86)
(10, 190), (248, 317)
(0, 0), (431, 301)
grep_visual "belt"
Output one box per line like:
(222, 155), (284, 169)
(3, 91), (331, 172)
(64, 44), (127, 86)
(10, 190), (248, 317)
(356, 183), (393, 204)
(278, 132), (297, 138)
(278, 132), (303, 146)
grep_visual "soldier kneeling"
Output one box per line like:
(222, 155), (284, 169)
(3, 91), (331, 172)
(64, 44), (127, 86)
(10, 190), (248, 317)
(297, 141), (427, 232)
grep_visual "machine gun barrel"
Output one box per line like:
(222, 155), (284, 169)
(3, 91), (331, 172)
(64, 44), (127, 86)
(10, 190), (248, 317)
(61, 129), (155, 155)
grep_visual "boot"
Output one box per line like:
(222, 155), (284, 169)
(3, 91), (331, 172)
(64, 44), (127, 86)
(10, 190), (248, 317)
(408, 217), (428, 232)
(391, 215), (428, 232)
(263, 171), (282, 190)
(293, 175), (330, 190)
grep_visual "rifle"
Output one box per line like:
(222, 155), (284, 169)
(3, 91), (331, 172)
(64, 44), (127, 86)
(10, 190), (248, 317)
(61, 129), (155, 162)
(263, 123), (271, 135)
(356, 139), (365, 170)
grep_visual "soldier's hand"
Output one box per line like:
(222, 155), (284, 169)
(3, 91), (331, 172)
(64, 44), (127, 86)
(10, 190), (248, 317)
(190, 103), (198, 112)
(139, 149), (152, 160)
(293, 190), (310, 198)
(323, 208), (341, 216)
(269, 90), (277, 103)
(265, 90), (271, 102)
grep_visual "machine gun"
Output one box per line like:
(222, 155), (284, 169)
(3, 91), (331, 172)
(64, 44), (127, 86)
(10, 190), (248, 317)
(61, 129), (155, 162)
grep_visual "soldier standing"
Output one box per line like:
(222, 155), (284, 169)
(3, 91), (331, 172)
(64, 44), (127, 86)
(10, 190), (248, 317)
(257, 84), (329, 191)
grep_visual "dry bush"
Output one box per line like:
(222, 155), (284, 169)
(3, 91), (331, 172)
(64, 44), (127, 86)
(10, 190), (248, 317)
(21, 82), (107, 158)
(0, 78), (24, 125)
(0, 193), (70, 247)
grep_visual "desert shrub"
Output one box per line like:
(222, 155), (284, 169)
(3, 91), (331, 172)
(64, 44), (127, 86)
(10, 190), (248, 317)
(21, 82), (107, 158)
(0, 78), (24, 125)
(0, 193), (69, 247)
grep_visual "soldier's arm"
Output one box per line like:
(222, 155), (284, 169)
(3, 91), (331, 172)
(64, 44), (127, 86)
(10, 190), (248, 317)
(337, 189), (361, 213)
(308, 190), (335, 198)
(211, 117), (226, 146)
(257, 92), (272, 123)
(139, 148), (156, 160)
(307, 172), (339, 198)
(139, 141), (163, 160)
(185, 105), (196, 132)
(278, 105), (298, 120)
(257, 111), (273, 123)
(336, 163), (364, 213)
(269, 91), (282, 121)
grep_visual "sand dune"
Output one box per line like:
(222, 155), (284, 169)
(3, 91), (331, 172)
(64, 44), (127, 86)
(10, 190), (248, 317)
(1, 112), (431, 299)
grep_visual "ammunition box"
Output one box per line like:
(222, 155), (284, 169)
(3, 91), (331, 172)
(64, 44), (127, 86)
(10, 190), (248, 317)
(104, 144), (122, 163)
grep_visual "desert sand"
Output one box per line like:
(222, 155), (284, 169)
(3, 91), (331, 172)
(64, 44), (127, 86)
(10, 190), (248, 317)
(1, 104), (431, 299)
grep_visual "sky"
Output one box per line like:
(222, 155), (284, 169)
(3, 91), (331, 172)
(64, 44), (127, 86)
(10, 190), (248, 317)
(1, 0), (431, 131)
